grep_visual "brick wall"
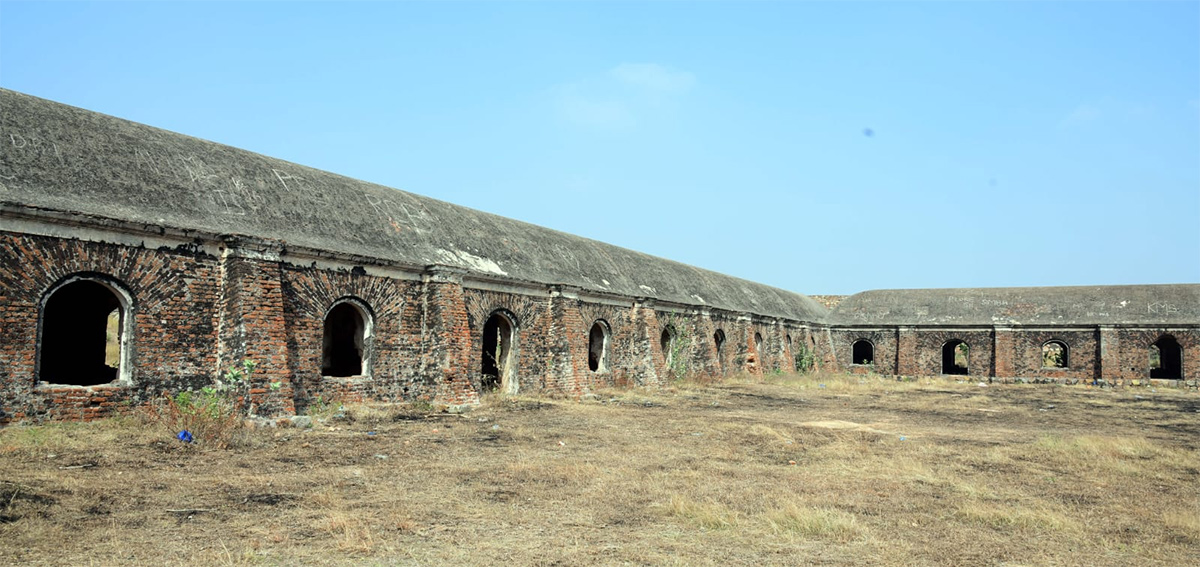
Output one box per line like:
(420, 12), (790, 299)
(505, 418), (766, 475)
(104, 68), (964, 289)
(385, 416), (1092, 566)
(3, 226), (1197, 424)
(1, 231), (220, 422)
(825, 325), (1198, 387)
(828, 329), (900, 375)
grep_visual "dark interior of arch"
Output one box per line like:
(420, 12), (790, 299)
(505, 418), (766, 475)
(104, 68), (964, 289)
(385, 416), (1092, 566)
(754, 333), (764, 361)
(714, 329), (726, 367)
(660, 328), (674, 362)
(942, 340), (969, 375)
(322, 303), (364, 377)
(588, 322), (606, 372)
(40, 280), (122, 386)
(1151, 336), (1182, 379)
(481, 313), (512, 391)
(852, 340), (874, 365)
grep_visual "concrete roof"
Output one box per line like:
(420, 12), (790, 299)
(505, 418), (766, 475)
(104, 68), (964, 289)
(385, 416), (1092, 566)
(830, 284), (1200, 327)
(0, 89), (828, 322)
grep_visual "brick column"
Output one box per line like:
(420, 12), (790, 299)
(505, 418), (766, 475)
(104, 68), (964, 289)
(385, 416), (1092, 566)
(896, 326), (919, 376)
(696, 309), (720, 377)
(1098, 325), (1120, 384)
(780, 321), (796, 374)
(765, 319), (782, 373)
(548, 285), (586, 396)
(744, 315), (763, 375)
(993, 326), (1014, 381)
(635, 299), (662, 386)
(421, 265), (477, 406)
(217, 237), (293, 415)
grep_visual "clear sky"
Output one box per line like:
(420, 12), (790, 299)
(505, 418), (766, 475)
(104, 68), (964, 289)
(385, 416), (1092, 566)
(2, 1), (1197, 295)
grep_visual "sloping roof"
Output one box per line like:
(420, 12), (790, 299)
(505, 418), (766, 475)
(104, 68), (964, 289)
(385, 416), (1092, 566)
(830, 284), (1200, 326)
(0, 89), (828, 322)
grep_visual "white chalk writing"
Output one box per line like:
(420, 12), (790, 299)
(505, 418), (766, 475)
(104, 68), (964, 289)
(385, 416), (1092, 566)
(3, 130), (64, 166)
(1147, 302), (1179, 315)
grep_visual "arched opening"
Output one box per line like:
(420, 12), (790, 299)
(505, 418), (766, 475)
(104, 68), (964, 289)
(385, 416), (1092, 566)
(852, 340), (874, 365)
(754, 332), (764, 364)
(942, 340), (969, 375)
(714, 329), (727, 371)
(481, 311), (517, 393)
(1150, 335), (1182, 379)
(588, 320), (610, 372)
(39, 276), (131, 386)
(322, 300), (371, 377)
(1042, 340), (1068, 368)
(660, 326), (676, 365)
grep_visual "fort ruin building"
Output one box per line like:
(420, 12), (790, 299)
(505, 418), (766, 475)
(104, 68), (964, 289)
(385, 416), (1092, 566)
(1, 89), (1196, 422)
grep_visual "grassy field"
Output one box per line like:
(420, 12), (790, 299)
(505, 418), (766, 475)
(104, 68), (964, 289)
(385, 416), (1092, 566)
(2, 373), (1198, 566)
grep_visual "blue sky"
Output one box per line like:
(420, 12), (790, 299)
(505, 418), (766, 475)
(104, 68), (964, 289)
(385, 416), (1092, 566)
(2, 1), (1197, 295)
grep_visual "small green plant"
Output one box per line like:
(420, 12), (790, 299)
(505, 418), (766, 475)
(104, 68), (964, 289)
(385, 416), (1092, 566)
(793, 344), (815, 374)
(662, 316), (694, 381)
(142, 359), (267, 448)
(410, 398), (435, 413)
(306, 394), (343, 420)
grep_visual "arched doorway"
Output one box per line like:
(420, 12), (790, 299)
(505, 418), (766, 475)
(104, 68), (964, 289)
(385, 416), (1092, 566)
(753, 332), (764, 365)
(1042, 340), (1068, 368)
(942, 340), (969, 375)
(322, 299), (372, 377)
(481, 311), (518, 393)
(660, 325), (677, 366)
(588, 320), (610, 372)
(39, 276), (132, 386)
(714, 329), (727, 372)
(852, 340), (874, 365)
(1150, 335), (1182, 379)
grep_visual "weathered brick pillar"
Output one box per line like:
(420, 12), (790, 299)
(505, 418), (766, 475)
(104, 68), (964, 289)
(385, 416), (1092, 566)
(780, 322), (796, 374)
(896, 326), (919, 376)
(635, 299), (662, 386)
(217, 237), (294, 415)
(421, 265), (477, 406)
(993, 326), (1014, 381)
(764, 319), (781, 373)
(548, 285), (586, 396)
(1098, 325), (1120, 384)
(798, 326), (818, 373)
(815, 325), (837, 372)
(731, 314), (752, 373)
(743, 316), (763, 375)
(696, 309), (720, 377)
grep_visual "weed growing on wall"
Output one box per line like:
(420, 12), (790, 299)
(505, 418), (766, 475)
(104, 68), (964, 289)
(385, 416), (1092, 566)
(141, 359), (277, 448)
(664, 316), (695, 381)
(305, 394), (343, 421)
(793, 344), (815, 374)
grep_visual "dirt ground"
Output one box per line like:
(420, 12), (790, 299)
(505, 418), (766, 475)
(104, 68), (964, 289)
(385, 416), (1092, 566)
(2, 374), (1198, 566)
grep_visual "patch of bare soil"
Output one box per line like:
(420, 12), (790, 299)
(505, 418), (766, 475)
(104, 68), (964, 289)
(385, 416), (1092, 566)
(2, 375), (1198, 566)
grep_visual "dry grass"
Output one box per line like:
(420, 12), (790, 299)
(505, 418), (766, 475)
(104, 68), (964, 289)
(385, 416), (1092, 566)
(1, 374), (1198, 566)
